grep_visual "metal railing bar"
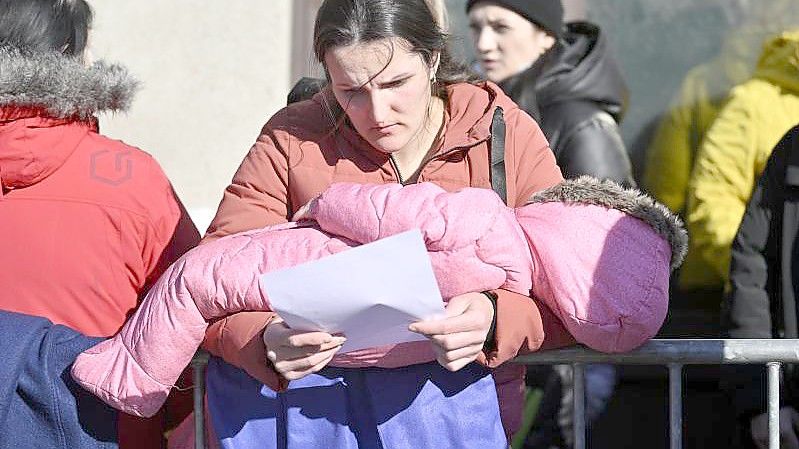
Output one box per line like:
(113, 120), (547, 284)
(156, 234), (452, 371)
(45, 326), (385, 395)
(192, 350), (210, 449)
(573, 363), (586, 449)
(668, 363), (683, 449)
(185, 339), (799, 448)
(514, 339), (799, 365)
(768, 362), (780, 449)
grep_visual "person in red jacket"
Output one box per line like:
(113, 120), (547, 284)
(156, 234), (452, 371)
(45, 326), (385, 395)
(0, 0), (200, 447)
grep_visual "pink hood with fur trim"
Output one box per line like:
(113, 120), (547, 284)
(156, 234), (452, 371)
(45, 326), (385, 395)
(71, 179), (686, 418)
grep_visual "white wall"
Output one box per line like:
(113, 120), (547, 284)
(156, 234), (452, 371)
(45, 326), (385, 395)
(291, 0), (325, 81)
(87, 1), (294, 232)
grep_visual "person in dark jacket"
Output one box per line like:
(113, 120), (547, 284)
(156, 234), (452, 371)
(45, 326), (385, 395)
(0, 310), (118, 449)
(723, 124), (799, 449)
(466, 0), (633, 186)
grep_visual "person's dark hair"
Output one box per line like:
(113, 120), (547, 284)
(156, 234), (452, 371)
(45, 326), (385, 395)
(0, 0), (93, 56)
(313, 0), (477, 102)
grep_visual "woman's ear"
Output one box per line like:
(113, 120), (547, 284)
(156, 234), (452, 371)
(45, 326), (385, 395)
(543, 34), (556, 53)
(536, 29), (557, 56)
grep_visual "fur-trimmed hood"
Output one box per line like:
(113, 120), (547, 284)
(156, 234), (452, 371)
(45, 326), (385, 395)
(517, 177), (683, 352)
(528, 176), (688, 271)
(0, 45), (138, 120)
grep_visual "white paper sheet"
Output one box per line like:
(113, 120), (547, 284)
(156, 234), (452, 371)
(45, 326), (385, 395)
(260, 229), (445, 353)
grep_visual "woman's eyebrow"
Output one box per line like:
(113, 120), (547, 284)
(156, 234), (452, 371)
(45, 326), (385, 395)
(333, 79), (365, 90)
(469, 18), (506, 28)
(377, 73), (413, 86)
(335, 72), (413, 90)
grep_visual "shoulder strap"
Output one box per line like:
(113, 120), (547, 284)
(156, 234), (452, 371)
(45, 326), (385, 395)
(490, 106), (507, 204)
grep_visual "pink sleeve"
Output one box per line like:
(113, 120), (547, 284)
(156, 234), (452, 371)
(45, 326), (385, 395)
(71, 224), (346, 417)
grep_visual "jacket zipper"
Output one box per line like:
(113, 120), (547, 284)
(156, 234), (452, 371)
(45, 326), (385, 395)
(388, 154), (406, 185)
(388, 139), (489, 186)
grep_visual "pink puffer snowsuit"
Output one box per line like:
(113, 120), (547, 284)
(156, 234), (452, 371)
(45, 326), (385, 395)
(71, 177), (686, 420)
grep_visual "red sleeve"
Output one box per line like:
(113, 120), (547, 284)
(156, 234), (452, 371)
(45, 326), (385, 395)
(476, 289), (576, 368)
(125, 159), (200, 448)
(203, 127), (290, 242)
(202, 312), (289, 392)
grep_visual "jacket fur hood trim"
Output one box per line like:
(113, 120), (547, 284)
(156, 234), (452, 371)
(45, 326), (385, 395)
(528, 176), (688, 270)
(0, 45), (139, 120)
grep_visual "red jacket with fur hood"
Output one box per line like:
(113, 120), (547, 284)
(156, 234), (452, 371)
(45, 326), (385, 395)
(0, 45), (200, 448)
(0, 46), (199, 336)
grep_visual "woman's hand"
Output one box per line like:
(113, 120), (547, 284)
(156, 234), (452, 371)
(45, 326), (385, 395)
(408, 292), (495, 372)
(262, 317), (346, 381)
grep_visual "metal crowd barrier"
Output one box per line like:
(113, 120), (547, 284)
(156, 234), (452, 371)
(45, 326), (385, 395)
(191, 350), (210, 449)
(515, 339), (799, 449)
(189, 339), (799, 449)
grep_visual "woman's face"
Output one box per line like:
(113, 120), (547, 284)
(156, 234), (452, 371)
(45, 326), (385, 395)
(325, 37), (437, 155)
(468, 3), (555, 83)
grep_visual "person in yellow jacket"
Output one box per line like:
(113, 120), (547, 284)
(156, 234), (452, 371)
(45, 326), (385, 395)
(644, 31), (758, 214)
(643, 26), (774, 291)
(686, 29), (799, 292)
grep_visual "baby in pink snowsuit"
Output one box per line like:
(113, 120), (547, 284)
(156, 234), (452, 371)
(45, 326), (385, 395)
(72, 177), (686, 422)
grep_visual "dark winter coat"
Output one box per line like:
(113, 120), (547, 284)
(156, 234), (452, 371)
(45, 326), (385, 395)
(723, 124), (799, 419)
(500, 22), (634, 186)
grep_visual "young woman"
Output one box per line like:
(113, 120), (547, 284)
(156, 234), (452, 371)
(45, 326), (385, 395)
(197, 0), (569, 446)
(467, 3), (634, 446)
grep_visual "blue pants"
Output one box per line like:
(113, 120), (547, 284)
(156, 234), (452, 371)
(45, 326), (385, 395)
(207, 357), (508, 449)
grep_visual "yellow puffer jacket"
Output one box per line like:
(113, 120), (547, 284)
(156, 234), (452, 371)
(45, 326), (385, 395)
(684, 29), (799, 289)
(643, 28), (773, 290)
(644, 30), (760, 214)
